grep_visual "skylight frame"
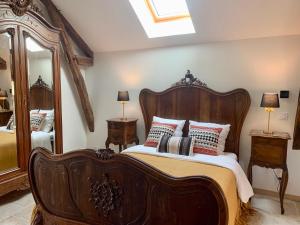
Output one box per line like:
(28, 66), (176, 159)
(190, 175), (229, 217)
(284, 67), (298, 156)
(145, 0), (191, 23)
(129, 0), (195, 38)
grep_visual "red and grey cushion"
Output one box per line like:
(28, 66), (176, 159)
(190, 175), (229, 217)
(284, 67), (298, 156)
(144, 122), (178, 147)
(188, 125), (223, 156)
(157, 135), (194, 156)
(30, 113), (46, 131)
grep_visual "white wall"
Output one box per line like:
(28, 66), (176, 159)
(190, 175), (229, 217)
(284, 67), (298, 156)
(28, 57), (53, 87)
(86, 35), (300, 196)
(60, 58), (88, 151)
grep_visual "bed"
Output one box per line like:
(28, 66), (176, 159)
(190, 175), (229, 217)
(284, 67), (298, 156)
(0, 76), (54, 172)
(29, 73), (252, 225)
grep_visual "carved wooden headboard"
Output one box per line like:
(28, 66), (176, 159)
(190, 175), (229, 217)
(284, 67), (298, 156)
(139, 71), (251, 158)
(30, 76), (53, 110)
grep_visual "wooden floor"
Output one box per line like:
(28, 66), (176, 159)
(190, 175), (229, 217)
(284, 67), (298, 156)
(0, 191), (299, 224)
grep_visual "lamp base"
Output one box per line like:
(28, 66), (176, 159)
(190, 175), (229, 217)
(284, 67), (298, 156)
(120, 117), (127, 121)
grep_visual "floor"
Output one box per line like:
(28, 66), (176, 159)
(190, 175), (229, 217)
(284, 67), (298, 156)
(0, 192), (299, 224)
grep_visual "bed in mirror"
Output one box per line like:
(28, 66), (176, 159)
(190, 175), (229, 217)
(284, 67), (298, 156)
(26, 36), (56, 152)
(0, 31), (19, 175)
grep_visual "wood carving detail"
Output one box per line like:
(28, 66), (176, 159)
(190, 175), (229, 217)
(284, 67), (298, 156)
(3, 0), (32, 16)
(89, 174), (122, 217)
(173, 70), (207, 87)
(0, 7), (39, 28)
(31, 75), (51, 89)
(95, 149), (115, 160)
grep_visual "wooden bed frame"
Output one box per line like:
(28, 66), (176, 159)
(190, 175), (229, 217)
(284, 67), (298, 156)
(30, 75), (54, 110)
(29, 73), (251, 225)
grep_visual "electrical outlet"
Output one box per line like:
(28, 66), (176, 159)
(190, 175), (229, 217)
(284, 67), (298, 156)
(279, 112), (289, 120)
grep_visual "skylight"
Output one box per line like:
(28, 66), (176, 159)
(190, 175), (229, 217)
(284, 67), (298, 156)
(129, 0), (195, 38)
(26, 37), (44, 52)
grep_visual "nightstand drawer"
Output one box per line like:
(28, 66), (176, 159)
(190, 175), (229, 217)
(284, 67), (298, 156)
(108, 129), (124, 142)
(252, 137), (286, 167)
(108, 122), (124, 129)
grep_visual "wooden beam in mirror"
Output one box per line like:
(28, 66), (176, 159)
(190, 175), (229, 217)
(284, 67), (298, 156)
(0, 57), (6, 70)
(293, 91), (300, 149)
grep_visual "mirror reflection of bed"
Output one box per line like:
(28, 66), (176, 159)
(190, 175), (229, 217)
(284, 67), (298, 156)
(27, 37), (55, 153)
(0, 31), (17, 173)
(0, 36), (55, 174)
(29, 76), (55, 152)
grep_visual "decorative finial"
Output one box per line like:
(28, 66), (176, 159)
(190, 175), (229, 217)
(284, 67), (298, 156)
(173, 70), (207, 87)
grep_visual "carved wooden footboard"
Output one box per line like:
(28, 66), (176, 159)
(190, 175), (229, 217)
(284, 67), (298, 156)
(29, 148), (228, 225)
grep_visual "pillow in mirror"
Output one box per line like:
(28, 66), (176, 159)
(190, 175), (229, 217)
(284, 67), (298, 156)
(39, 109), (54, 133)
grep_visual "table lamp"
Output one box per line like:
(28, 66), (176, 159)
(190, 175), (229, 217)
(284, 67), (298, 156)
(260, 93), (280, 134)
(117, 91), (129, 120)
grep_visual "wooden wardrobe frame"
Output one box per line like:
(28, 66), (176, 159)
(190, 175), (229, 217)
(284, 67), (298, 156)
(0, 2), (62, 196)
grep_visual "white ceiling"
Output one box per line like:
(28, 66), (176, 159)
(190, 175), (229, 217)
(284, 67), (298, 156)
(52, 0), (300, 53)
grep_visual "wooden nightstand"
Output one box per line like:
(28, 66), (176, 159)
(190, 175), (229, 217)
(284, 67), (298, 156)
(0, 110), (13, 126)
(247, 129), (291, 214)
(105, 118), (139, 152)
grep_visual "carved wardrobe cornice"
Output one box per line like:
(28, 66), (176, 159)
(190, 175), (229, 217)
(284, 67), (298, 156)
(2, 0), (42, 16)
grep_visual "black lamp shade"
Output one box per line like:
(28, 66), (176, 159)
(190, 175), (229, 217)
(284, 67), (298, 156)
(260, 93), (280, 108)
(117, 91), (129, 102)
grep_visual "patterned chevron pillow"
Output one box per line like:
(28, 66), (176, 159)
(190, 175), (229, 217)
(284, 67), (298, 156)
(144, 122), (177, 147)
(189, 125), (223, 156)
(157, 135), (194, 156)
(30, 113), (46, 131)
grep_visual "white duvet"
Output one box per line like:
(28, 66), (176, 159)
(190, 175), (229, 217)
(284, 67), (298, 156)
(123, 145), (254, 203)
(31, 131), (52, 151)
(0, 126), (52, 151)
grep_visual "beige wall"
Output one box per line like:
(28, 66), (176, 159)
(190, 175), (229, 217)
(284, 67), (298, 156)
(86, 35), (300, 196)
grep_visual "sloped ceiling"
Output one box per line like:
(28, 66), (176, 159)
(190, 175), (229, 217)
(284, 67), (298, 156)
(52, 0), (300, 52)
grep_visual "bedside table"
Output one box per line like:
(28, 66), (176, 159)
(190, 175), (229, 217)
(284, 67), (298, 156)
(105, 118), (139, 152)
(247, 129), (291, 214)
(0, 110), (13, 126)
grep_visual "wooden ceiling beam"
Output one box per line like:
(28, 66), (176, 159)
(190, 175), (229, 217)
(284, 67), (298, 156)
(41, 0), (94, 132)
(60, 14), (94, 59)
(74, 55), (93, 67)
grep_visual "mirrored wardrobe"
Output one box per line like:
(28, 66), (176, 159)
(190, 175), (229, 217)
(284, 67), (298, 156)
(0, 2), (62, 196)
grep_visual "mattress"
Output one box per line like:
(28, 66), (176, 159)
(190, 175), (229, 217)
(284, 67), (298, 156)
(123, 145), (254, 225)
(0, 126), (52, 151)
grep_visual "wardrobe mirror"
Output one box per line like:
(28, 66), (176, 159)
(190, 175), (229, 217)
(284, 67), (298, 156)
(0, 31), (19, 174)
(26, 36), (55, 152)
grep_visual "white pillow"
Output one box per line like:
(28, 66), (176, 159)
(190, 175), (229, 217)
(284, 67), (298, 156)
(153, 116), (186, 137)
(189, 120), (231, 153)
(39, 109), (54, 133)
(30, 109), (39, 114)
